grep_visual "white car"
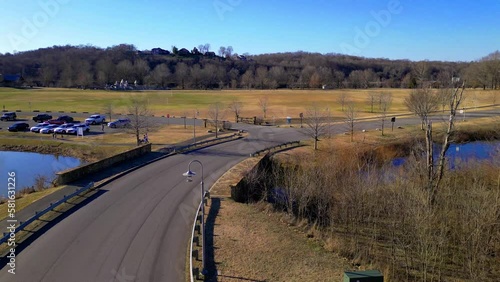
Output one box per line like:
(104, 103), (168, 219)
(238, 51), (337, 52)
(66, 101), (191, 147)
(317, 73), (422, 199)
(85, 114), (106, 125)
(39, 124), (59, 134)
(30, 122), (50, 133)
(66, 124), (90, 135)
(54, 123), (75, 134)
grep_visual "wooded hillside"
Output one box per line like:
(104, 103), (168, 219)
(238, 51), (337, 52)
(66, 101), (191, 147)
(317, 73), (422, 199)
(0, 44), (498, 90)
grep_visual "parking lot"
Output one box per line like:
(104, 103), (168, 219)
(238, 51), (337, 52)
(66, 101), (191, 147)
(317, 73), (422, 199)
(0, 111), (208, 134)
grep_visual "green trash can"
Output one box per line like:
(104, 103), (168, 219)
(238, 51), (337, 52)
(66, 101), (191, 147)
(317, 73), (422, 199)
(343, 270), (383, 282)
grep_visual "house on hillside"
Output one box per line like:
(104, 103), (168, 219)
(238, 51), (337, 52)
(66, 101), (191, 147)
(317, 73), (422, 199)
(177, 48), (191, 56)
(205, 51), (216, 57)
(0, 74), (23, 87)
(152, 48), (170, 55)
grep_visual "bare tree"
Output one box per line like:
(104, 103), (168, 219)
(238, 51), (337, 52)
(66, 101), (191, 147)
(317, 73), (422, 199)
(146, 63), (171, 88)
(404, 88), (439, 130)
(198, 43), (211, 54)
(241, 69), (254, 89)
(404, 88), (439, 189)
(175, 62), (189, 89)
(116, 59), (134, 81)
(255, 67), (269, 89)
(208, 102), (225, 138)
(133, 59), (150, 85)
(103, 103), (113, 122)
(337, 92), (348, 111)
(438, 87), (453, 112)
(303, 105), (330, 150)
(225, 46), (233, 58)
(367, 92), (377, 113)
(344, 102), (358, 142)
(218, 46), (226, 57)
(413, 61), (430, 87)
(258, 96), (269, 119)
(430, 83), (466, 203)
(228, 99), (243, 123)
(127, 96), (152, 146)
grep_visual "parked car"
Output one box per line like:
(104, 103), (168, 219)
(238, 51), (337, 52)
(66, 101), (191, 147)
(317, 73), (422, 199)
(107, 118), (131, 128)
(30, 122), (50, 133)
(47, 115), (74, 125)
(54, 123), (75, 134)
(32, 113), (53, 122)
(8, 122), (29, 132)
(66, 124), (90, 135)
(1, 112), (17, 121)
(85, 114), (106, 125)
(39, 124), (59, 134)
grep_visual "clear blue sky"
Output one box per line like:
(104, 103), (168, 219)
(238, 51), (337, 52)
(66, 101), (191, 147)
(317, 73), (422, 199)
(1, 0), (498, 61)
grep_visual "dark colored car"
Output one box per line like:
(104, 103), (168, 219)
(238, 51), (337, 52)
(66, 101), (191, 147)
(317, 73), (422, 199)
(8, 122), (30, 132)
(1, 112), (17, 121)
(107, 118), (131, 128)
(47, 115), (74, 125)
(32, 113), (53, 122)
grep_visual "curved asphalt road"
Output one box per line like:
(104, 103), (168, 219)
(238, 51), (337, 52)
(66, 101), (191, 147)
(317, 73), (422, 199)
(0, 124), (307, 282)
(0, 107), (498, 281)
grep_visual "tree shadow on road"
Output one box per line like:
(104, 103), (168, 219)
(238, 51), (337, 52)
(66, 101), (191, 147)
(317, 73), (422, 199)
(0, 189), (108, 270)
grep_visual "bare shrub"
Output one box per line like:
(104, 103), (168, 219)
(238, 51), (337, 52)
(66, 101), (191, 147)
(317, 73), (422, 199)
(34, 174), (49, 192)
(263, 139), (500, 281)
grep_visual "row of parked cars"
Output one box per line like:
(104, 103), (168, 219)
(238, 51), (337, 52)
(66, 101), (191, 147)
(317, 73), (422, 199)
(31, 113), (93, 125)
(36, 123), (90, 134)
(3, 112), (132, 132)
(7, 122), (90, 134)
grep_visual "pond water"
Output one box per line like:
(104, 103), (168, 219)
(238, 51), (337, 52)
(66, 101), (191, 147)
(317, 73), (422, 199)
(393, 141), (500, 167)
(0, 151), (83, 197)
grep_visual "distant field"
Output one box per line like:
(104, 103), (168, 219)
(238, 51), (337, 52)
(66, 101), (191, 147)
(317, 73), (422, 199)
(0, 87), (498, 119)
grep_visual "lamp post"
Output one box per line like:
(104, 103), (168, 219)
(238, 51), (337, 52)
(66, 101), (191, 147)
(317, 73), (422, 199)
(183, 160), (207, 276)
(193, 116), (196, 144)
(193, 110), (199, 144)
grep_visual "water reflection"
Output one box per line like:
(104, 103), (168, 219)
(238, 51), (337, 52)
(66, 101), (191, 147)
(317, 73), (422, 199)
(0, 151), (83, 197)
(393, 141), (500, 168)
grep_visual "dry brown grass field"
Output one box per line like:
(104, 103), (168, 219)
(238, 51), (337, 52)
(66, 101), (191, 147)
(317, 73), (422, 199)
(1, 87), (498, 119)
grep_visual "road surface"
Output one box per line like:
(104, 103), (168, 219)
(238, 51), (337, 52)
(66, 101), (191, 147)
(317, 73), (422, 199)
(0, 124), (306, 282)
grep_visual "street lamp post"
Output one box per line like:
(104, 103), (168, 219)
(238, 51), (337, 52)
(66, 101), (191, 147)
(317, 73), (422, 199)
(183, 160), (207, 276)
(193, 116), (196, 144)
(193, 110), (199, 144)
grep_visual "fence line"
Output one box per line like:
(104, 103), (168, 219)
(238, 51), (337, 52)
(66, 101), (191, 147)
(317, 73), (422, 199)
(250, 141), (301, 157)
(0, 182), (94, 245)
(174, 133), (240, 153)
(189, 195), (204, 282)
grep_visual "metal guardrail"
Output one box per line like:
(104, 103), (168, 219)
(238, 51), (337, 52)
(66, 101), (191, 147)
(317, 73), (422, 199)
(251, 141), (301, 157)
(186, 140), (299, 280)
(189, 195), (204, 282)
(175, 133), (239, 153)
(0, 182), (94, 245)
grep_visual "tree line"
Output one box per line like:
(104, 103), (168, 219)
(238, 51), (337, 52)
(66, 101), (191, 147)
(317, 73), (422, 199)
(0, 44), (498, 90)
